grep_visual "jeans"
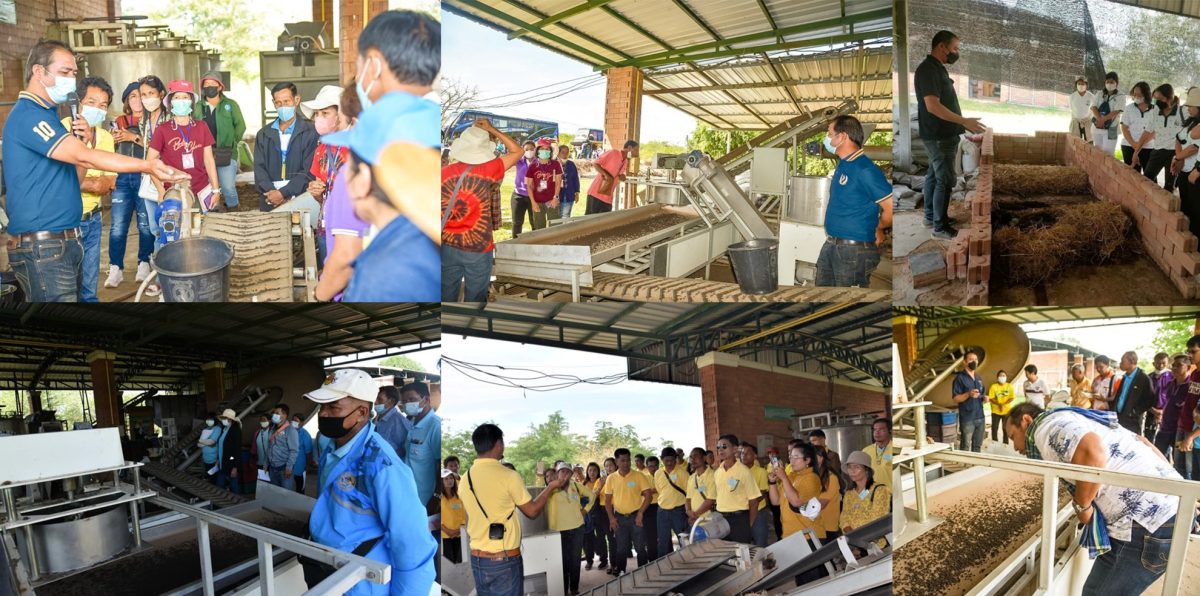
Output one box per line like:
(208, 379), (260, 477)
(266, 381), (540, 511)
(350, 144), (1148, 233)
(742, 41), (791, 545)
(530, 201), (559, 231)
(1143, 148), (1177, 192)
(815, 241), (880, 287)
(613, 513), (644, 572)
(272, 191), (321, 228)
(1153, 429), (1177, 469)
(960, 416), (984, 452)
(585, 194), (613, 215)
(656, 506), (687, 557)
(922, 137), (959, 231)
(750, 506), (769, 547)
(9, 236), (83, 302)
(216, 160), (239, 208)
(268, 466), (288, 487)
(990, 413), (1008, 445)
(470, 554), (523, 596)
(1082, 516), (1174, 596)
(559, 526), (584, 592)
(109, 173), (153, 268)
(559, 199), (574, 219)
(215, 468), (241, 494)
(79, 212), (102, 302)
(143, 197), (161, 239)
(511, 192), (532, 237)
(441, 246), (492, 302)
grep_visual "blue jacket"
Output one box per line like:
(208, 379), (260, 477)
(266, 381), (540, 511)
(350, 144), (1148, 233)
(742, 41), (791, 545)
(559, 159), (580, 201)
(310, 422), (436, 595)
(200, 425), (224, 465)
(294, 427), (314, 476)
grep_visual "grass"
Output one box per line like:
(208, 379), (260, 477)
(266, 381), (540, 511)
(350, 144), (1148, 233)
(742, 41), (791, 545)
(493, 170), (597, 242)
(957, 97), (1069, 116)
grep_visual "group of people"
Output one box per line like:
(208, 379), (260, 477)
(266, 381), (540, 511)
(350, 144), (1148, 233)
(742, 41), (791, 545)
(1068, 71), (1200, 240)
(440, 118), (639, 301)
(439, 420), (893, 596)
(1, 10), (440, 302)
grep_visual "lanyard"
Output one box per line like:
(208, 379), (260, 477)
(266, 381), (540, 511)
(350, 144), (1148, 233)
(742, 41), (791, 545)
(277, 118), (296, 179)
(325, 146), (342, 186)
(177, 121), (193, 152)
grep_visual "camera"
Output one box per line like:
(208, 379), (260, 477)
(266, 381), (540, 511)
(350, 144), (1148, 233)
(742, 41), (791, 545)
(488, 522), (505, 540)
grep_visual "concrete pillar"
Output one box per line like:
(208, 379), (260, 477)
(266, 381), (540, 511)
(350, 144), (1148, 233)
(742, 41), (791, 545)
(201, 361), (227, 412)
(338, 0), (389, 85)
(893, 0), (912, 171)
(88, 350), (121, 430)
(603, 66), (643, 207)
(892, 314), (919, 377)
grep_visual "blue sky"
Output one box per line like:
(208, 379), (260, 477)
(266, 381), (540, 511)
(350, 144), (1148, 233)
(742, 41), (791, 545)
(436, 335), (705, 449)
(441, 11), (698, 144)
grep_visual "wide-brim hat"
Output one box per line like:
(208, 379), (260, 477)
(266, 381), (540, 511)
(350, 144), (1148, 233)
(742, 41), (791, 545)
(842, 450), (873, 475)
(300, 85), (344, 119)
(449, 126), (497, 165)
(1185, 87), (1200, 108)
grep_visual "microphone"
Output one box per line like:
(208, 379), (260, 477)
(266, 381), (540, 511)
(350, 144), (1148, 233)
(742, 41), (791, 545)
(66, 92), (83, 141)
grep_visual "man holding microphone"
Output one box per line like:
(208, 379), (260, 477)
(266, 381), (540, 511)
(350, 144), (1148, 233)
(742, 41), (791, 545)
(3, 40), (185, 301)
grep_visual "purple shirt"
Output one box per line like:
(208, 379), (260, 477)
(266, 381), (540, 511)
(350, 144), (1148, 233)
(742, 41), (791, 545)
(321, 163), (370, 301)
(1150, 370), (1172, 409)
(1162, 376), (1191, 434)
(513, 156), (534, 196)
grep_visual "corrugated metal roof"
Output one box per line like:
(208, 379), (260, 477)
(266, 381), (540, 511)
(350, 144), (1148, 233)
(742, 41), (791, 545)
(444, 0), (893, 130)
(896, 306), (1200, 324)
(441, 302), (892, 386)
(0, 304), (440, 391)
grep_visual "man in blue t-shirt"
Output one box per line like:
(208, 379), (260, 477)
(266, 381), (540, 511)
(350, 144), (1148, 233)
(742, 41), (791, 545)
(952, 350), (987, 452)
(817, 115), (892, 287)
(2, 40), (186, 301)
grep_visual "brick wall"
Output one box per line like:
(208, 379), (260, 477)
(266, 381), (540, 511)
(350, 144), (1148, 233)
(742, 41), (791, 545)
(697, 352), (887, 454)
(1063, 135), (1200, 299)
(0, 0), (116, 131)
(338, 0), (389, 85)
(943, 129), (994, 304)
(992, 131), (1069, 165)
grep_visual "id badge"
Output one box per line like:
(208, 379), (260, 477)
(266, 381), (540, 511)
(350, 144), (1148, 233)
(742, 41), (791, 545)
(538, 179), (548, 191)
(1189, 382), (1200, 395)
(626, 481), (636, 488)
(181, 152), (195, 170)
(727, 478), (739, 490)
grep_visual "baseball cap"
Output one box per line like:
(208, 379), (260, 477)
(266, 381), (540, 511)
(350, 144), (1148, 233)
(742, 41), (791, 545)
(554, 462), (572, 472)
(321, 91), (440, 163)
(305, 369), (378, 403)
(441, 468), (458, 479)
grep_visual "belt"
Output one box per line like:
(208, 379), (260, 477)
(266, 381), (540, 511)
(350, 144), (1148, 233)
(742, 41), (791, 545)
(6, 228), (81, 248)
(826, 236), (876, 247)
(81, 207), (101, 221)
(470, 548), (521, 560)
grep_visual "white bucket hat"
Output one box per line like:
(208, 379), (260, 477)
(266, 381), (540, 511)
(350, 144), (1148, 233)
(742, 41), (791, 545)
(305, 369), (378, 403)
(1184, 87), (1200, 109)
(449, 126), (497, 165)
(300, 85), (344, 119)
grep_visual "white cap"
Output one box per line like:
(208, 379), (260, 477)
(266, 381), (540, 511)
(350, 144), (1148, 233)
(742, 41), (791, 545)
(300, 85), (344, 119)
(555, 462), (572, 472)
(305, 369), (378, 403)
(441, 468), (458, 479)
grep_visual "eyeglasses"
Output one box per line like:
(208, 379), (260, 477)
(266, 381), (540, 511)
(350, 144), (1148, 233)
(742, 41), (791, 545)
(716, 444), (730, 450)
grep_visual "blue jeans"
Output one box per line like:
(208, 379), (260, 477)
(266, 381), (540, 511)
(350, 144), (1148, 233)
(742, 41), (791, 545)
(657, 506), (687, 556)
(143, 198), (161, 240)
(613, 513), (645, 572)
(816, 241), (880, 287)
(470, 554), (523, 596)
(215, 468), (241, 494)
(750, 506), (768, 547)
(922, 137), (959, 231)
(1082, 516), (1174, 595)
(442, 246), (492, 302)
(9, 235), (83, 302)
(268, 466), (288, 487)
(559, 199), (574, 219)
(109, 173), (153, 268)
(216, 160), (238, 208)
(960, 416), (984, 452)
(80, 211), (102, 302)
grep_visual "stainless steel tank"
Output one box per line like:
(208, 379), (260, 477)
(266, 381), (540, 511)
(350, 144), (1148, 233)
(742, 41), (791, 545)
(785, 176), (830, 226)
(644, 184), (686, 206)
(820, 423), (873, 458)
(182, 42), (204, 87)
(21, 492), (132, 574)
(82, 47), (187, 117)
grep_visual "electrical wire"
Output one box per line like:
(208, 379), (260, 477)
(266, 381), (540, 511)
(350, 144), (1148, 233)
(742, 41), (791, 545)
(471, 73), (603, 103)
(440, 356), (628, 394)
(473, 78), (606, 110)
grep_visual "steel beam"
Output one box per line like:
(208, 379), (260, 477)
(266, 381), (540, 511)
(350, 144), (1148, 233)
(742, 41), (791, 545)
(507, 0), (617, 40)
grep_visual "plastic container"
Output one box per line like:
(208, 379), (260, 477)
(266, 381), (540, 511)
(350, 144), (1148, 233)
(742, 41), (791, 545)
(151, 236), (234, 302)
(727, 238), (779, 294)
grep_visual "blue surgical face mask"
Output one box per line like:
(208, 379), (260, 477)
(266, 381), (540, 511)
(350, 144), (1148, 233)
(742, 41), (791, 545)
(404, 402), (422, 417)
(277, 106), (296, 122)
(82, 105), (106, 127)
(356, 57), (380, 111)
(374, 404), (387, 414)
(41, 71), (76, 104)
(170, 99), (192, 116)
(271, 413), (281, 424)
(823, 134), (839, 155)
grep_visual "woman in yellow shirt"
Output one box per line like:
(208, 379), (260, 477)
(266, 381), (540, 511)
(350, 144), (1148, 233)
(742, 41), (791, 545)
(585, 461), (613, 571)
(545, 464), (592, 595)
(814, 447), (842, 539)
(987, 369), (1016, 446)
(768, 443), (823, 540)
(839, 451), (890, 551)
(439, 468), (466, 564)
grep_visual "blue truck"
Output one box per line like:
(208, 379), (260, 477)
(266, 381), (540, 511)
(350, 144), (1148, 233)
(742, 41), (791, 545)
(443, 110), (559, 151)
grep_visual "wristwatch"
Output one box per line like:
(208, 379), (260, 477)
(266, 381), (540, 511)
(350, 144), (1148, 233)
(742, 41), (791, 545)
(1071, 500), (1092, 515)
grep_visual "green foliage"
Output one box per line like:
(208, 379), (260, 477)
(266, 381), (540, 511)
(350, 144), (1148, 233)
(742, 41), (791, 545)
(558, 133), (574, 146)
(640, 139), (687, 158)
(686, 122), (758, 158)
(379, 355), (427, 372)
(1104, 12), (1200, 92)
(1147, 319), (1195, 360)
(442, 424), (482, 471)
(505, 411), (584, 482)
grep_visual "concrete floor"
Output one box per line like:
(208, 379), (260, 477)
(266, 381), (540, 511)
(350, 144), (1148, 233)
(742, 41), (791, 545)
(892, 205), (972, 305)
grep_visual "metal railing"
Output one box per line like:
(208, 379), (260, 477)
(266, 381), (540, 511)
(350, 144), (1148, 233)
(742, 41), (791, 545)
(149, 497), (391, 596)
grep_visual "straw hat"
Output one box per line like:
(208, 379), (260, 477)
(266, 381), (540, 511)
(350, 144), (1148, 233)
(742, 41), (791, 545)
(449, 126), (497, 165)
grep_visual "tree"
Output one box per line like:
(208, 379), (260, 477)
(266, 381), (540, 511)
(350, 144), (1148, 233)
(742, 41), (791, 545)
(686, 121), (758, 158)
(579, 420), (658, 466)
(1146, 319), (1195, 359)
(1104, 12), (1200, 93)
(439, 76), (480, 130)
(379, 355), (426, 372)
(442, 424), (481, 471)
(505, 411), (583, 483)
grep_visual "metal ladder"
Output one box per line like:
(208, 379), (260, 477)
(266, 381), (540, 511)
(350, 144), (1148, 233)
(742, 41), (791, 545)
(578, 539), (746, 596)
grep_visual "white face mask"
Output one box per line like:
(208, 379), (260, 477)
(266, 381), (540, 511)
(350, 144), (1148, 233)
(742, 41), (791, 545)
(1106, 82), (1117, 92)
(291, 421), (300, 429)
(205, 419), (215, 427)
(998, 375), (1007, 384)
(1076, 84), (1086, 92)
(524, 150), (535, 160)
(260, 421), (269, 429)
(142, 96), (161, 112)
(221, 418), (231, 427)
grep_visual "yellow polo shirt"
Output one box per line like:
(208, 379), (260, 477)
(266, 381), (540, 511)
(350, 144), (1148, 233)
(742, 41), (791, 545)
(62, 118), (113, 214)
(440, 494), (466, 539)
(461, 458), (530, 552)
(713, 461), (760, 513)
(547, 480), (592, 532)
(605, 469), (653, 515)
(749, 462), (768, 511)
(818, 474), (841, 533)
(591, 477), (607, 507)
(686, 467), (716, 518)
(863, 442), (893, 489)
(654, 466), (690, 510)
(779, 467), (823, 539)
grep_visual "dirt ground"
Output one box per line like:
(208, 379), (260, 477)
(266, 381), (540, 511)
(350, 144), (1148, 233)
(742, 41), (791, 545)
(893, 199), (973, 305)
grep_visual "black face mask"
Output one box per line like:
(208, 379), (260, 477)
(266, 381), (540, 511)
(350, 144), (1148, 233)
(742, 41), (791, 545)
(318, 410), (358, 439)
(946, 51), (960, 65)
(203, 87), (220, 99)
(967, 360), (978, 370)
(1156, 99), (1169, 110)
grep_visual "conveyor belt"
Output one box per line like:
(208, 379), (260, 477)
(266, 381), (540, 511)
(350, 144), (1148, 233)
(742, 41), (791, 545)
(141, 461), (247, 508)
(579, 539), (743, 596)
(496, 271), (890, 302)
